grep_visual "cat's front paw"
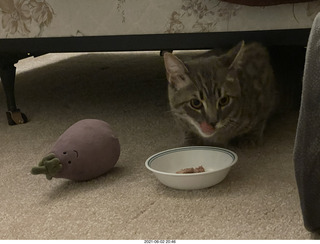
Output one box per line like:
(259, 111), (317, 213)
(230, 135), (263, 148)
(183, 133), (203, 146)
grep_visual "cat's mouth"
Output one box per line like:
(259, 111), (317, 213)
(199, 122), (215, 137)
(184, 116), (216, 138)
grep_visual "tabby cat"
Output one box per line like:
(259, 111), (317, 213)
(163, 41), (277, 147)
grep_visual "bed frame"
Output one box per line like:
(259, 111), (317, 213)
(0, 29), (310, 125)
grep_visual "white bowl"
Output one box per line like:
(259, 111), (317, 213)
(145, 146), (238, 190)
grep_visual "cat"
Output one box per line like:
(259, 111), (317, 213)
(163, 41), (277, 147)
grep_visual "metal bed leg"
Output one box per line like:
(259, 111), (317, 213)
(0, 59), (28, 125)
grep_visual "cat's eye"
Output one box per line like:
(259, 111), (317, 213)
(219, 96), (230, 107)
(190, 99), (203, 109)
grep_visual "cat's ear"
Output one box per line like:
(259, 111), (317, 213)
(221, 41), (245, 69)
(163, 52), (189, 89)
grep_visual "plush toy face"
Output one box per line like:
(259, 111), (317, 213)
(54, 148), (82, 179)
(31, 119), (120, 181)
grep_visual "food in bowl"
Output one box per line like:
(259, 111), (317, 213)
(176, 165), (205, 174)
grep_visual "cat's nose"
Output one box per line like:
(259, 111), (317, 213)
(205, 115), (217, 128)
(207, 119), (217, 127)
(209, 122), (217, 128)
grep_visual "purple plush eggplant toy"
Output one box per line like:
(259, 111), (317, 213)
(31, 119), (120, 181)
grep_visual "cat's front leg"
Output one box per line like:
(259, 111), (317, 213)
(182, 132), (202, 146)
(232, 120), (266, 147)
(183, 132), (230, 147)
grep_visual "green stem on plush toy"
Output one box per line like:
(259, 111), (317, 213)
(31, 153), (62, 180)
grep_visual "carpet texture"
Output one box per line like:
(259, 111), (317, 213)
(0, 51), (311, 239)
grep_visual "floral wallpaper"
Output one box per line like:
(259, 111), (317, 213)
(165, 0), (241, 33)
(165, 0), (320, 33)
(0, 0), (54, 37)
(0, 0), (319, 38)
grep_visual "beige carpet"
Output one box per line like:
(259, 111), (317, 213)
(0, 51), (311, 239)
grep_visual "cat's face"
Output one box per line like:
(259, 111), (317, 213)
(164, 42), (244, 144)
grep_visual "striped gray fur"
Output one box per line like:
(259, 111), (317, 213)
(163, 41), (277, 147)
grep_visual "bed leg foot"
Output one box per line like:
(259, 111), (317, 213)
(0, 57), (28, 125)
(6, 109), (28, 125)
